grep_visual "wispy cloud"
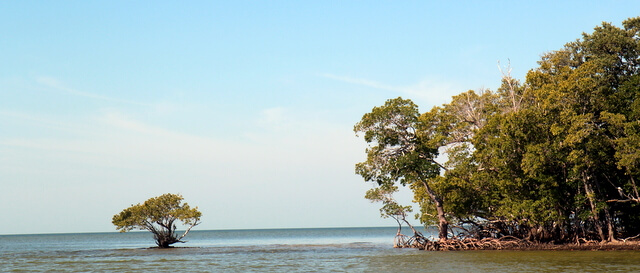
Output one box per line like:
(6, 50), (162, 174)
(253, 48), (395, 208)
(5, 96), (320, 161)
(98, 110), (218, 146)
(321, 74), (402, 93)
(257, 107), (288, 129)
(321, 73), (462, 107)
(0, 110), (94, 136)
(36, 76), (152, 107)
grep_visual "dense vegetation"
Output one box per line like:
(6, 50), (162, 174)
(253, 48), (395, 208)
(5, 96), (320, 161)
(112, 193), (201, 248)
(356, 17), (640, 247)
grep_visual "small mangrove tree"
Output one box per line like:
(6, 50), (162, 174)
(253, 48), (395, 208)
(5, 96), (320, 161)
(112, 193), (202, 248)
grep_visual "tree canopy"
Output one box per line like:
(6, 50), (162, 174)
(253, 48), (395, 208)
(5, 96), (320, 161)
(112, 193), (202, 248)
(355, 17), (640, 245)
(354, 97), (448, 241)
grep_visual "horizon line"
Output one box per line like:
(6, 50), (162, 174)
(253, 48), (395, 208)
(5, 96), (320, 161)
(0, 225), (422, 236)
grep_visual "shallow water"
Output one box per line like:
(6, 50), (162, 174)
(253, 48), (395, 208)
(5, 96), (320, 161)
(2, 227), (639, 272)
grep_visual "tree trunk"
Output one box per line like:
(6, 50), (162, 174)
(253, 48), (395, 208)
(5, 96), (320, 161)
(583, 177), (605, 241)
(155, 233), (175, 248)
(154, 228), (179, 248)
(436, 200), (449, 242)
(631, 175), (640, 200)
(391, 215), (403, 236)
(589, 173), (617, 242)
(421, 180), (448, 241)
(603, 208), (617, 242)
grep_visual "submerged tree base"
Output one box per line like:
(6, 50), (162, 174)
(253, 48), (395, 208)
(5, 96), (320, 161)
(397, 237), (640, 251)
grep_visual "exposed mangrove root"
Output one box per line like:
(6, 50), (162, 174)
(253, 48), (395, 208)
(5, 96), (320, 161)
(395, 234), (640, 251)
(395, 235), (536, 251)
(393, 232), (428, 249)
(428, 237), (534, 251)
(425, 237), (531, 251)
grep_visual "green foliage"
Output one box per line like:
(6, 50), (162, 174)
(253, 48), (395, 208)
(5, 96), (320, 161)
(354, 97), (442, 187)
(356, 17), (640, 243)
(355, 97), (449, 240)
(112, 193), (202, 248)
(365, 185), (413, 220)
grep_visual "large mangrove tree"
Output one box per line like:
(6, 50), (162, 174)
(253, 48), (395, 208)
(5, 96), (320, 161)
(356, 17), (640, 246)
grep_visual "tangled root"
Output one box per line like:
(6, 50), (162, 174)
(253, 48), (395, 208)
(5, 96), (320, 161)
(424, 237), (534, 251)
(395, 235), (535, 251)
(394, 233), (428, 249)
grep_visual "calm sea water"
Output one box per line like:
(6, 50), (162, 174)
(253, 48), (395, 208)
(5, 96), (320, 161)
(2, 227), (640, 272)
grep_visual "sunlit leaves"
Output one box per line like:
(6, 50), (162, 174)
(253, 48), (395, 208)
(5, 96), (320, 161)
(470, 17), (640, 241)
(112, 193), (201, 247)
(355, 17), (640, 243)
(365, 185), (413, 220)
(355, 97), (450, 239)
(354, 97), (435, 187)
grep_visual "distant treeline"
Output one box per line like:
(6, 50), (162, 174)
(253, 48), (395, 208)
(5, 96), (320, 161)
(356, 17), (640, 244)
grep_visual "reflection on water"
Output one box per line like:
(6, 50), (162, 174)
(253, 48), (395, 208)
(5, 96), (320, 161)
(1, 227), (639, 272)
(366, 249), (640, 273)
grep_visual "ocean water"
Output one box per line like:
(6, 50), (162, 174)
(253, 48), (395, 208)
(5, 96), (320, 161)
(2, 227), (640, 272)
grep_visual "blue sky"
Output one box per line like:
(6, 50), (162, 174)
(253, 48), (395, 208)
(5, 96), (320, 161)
(1, 1), (639, 234)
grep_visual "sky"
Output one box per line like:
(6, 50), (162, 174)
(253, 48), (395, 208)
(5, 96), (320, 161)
(1, 1), (639, 235)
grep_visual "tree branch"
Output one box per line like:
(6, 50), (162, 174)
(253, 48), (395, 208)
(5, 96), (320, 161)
(177, 220), (200, 242)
